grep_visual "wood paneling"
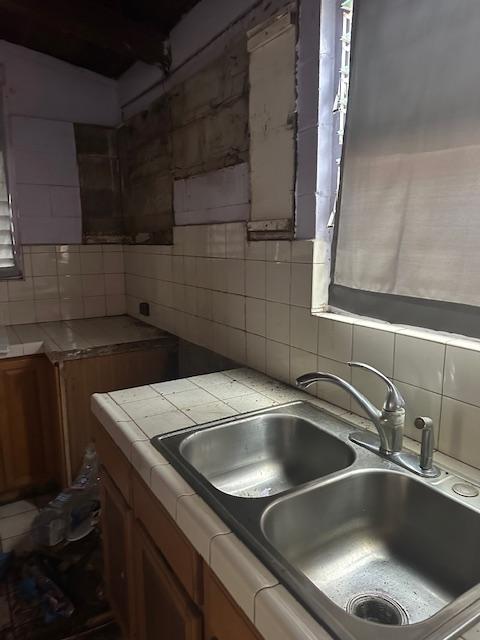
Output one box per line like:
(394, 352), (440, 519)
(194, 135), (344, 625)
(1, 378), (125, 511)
(0, 355), (62, 499)
(62, 345), (176, 476)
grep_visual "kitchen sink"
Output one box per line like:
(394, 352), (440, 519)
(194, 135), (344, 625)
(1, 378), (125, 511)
(262, 469), (480, 625)
(179, 413), (354, 498)
(153, 401), (480, 640)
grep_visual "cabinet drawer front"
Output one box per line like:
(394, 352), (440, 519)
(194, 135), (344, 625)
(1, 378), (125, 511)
(133, 472), (203, 605)
(94, 419), (132, 505)
(204, 566), (263, 640)
(134, 522), (202, 640)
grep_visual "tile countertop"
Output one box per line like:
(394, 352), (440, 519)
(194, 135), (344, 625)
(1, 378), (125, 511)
(0, 315), (174, 363)
(91, 367), (480, 640)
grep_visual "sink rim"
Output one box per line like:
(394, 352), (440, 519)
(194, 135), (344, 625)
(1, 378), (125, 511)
(151, 400), (480, 640)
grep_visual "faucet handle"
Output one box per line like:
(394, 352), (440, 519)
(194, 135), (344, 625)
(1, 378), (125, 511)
(348, 362), (405, 412)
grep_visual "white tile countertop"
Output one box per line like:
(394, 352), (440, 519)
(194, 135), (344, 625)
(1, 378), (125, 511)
(91, 367), (480, 640)
(0, 315), (171, 362)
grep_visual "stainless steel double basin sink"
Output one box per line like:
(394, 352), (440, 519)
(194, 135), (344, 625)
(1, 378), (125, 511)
(152, 401), (480, 640)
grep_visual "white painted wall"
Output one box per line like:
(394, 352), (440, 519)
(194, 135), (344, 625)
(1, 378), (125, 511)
(0, 41), (120, 245)
(174, 163), (250, 225)
(0, 40), (119, 125)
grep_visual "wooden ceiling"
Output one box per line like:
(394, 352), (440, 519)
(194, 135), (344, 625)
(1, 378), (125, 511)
(0, 0), (200, 78)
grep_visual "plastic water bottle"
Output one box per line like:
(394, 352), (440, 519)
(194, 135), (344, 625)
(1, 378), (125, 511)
(32, 444), (100, 547)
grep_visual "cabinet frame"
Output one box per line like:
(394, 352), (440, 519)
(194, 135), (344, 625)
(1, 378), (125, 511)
(100, 467), (136, 638)
(134, 521), (203, 640)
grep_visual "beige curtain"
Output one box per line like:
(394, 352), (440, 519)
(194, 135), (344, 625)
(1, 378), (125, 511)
(334, 0), (480, 308)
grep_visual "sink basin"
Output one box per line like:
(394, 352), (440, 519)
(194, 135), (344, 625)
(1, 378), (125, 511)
(262, 469), (480, 625)
(154, 401), (480, 639)
(179, 413), (354, 498)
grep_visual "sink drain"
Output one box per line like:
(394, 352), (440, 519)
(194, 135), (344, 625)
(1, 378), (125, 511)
(347, 593), (408, 625)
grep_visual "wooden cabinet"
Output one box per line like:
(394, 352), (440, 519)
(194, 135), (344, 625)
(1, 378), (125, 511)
(100, 468), (135, 638)
(204, 566), (264, 640)
(0, 355), (62, 500)
(132, 472), (203, 604)
(134, 521), (202, 640)
(61, 343), (176, 478)
(97, 420), (264, 640)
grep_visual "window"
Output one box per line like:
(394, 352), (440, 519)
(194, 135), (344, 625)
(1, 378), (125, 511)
(330, 0), (480, 338)
(329, 0), (353, 227)
(0, 73), (21, 278)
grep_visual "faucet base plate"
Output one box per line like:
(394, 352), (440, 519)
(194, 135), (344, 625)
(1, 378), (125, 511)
(349, 430), (441, 478)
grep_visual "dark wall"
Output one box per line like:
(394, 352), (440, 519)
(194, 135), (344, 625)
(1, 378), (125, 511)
(75, 124), (124, 242)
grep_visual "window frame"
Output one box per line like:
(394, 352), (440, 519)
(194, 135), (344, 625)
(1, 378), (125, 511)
(0, 68), (22, 280)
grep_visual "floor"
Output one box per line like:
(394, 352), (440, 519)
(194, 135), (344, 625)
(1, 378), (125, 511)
(0, 499), (121, 640)
(0, 499), (45, 555)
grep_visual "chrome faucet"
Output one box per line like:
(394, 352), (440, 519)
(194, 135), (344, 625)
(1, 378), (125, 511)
(296, 362), (440, 478)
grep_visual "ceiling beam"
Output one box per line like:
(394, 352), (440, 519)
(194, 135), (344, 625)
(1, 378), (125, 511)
(0, 0), (170, 71)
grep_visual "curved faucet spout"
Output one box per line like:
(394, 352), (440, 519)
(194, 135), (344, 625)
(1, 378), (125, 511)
(296, 372), (382, 424)
(296, 365), (437, 476)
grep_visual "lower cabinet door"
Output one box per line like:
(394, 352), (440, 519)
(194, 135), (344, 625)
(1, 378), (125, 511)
(134, 521), (203, 640)
(204, 566), (264, 640)
(0, 355), (60, 494)
(101, 469), (135, 638)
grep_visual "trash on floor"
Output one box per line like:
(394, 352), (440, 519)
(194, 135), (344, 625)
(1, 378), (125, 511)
(32, 445), (101, 548)
(0, 444), (118, 640)
(0, 529), (119, 639)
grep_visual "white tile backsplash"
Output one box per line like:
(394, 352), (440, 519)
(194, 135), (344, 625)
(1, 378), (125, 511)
(266, 301), (290, 344)
(395, 380), (442, 442)
(123, 222), (480, 472)
(1, 245), (125, 324)
(394, 334), (445, 394)
(290, 306), (318, 353)
(317, 316), (352, 363)
(439, 397), (480, 468)
(246, 297), (266, 336)
(444, 346), (480, 407)
(352, 325), (395, 377)
(266, 261), (291, 303)
(246, 260), (266, 299)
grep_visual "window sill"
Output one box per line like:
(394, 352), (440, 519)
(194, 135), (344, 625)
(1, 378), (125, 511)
(313, 308), (480, 353)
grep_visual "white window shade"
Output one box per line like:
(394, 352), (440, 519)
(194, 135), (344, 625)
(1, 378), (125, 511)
(331, 0), (480, 336)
